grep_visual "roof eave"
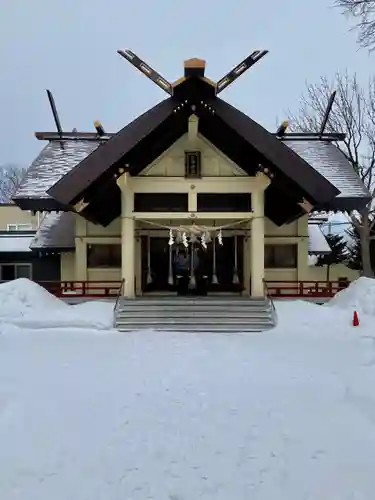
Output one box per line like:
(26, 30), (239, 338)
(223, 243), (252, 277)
(12, 197), (69, 212)
(319, 195), (371, 212)
(202, 97), (340, 206)
(47, 97), (179, 206)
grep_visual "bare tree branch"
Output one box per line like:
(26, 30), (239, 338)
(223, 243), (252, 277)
(335, 0), (375, 49)
(287, 71), (375, 276)
(0, 164), (27, 203)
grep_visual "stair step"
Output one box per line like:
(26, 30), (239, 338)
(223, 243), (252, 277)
(116, 324), (273, 332)
(120, 300), (268, 307)
(119, 304), (269, 311)
(118, 308), (271, 318)
(116, 317), (272, 325)
(114, 296), (276, 332)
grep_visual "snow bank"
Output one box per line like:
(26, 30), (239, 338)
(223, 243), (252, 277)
(328, 277), (375, 317)
(274, 299), (363, 334)
(0, 278), (67, 318)
(0, 279), (114, 330)
(1, 319), (375, 499)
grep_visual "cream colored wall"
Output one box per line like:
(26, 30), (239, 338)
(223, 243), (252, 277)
(307, 263), (359, 281)
(261, 217), (303, 284)
(139, 133), (247, 177)
(60, 253), (75, 281)
(0, 204), (38, 230)
(73, 213), (121, 284)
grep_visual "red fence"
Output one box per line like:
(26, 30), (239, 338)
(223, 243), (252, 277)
(1, 280), (349, 299)
(37, 281), (121, 298)
(266, 280), (349, 298)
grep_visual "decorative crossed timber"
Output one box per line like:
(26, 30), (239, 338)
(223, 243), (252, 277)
(117, 48), (268, 97)
(117, 49), (173, 95)
(215, 50), (268, 94)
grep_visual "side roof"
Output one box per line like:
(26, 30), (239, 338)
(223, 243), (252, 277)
(30, 212), (75, 250)
(285, 140), (369, 210)
(14, 140), (101, 211)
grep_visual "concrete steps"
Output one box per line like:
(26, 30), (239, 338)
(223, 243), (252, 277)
(114, 296), (277, 332)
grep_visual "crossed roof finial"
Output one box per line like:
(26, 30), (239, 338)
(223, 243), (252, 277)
(117, 48), (268, 96)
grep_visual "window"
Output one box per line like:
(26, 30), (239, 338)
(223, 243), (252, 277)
(265, 244), (297, 268)
(7, 223), (33, 231)
(197, 193), (252, 212)
(87, 244), (121, 268)
(0, 263), (32, 281)
(185, 151), (201, 178)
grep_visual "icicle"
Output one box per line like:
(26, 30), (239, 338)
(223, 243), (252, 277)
(182, 232), (189, 248)
(232, 234), (239, 284)
(146, 235), (153, 284)
(217, 229), (223, 246)
(168, 243), (174, 285)
(189, 244), (196, 289)
(212, 236), (219, 284)
(168, 229), (174, 246)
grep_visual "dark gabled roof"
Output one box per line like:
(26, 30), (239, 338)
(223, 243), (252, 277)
(47, 89), (339, 215)
(200, 97), (339, 205)
(13, 140), (101, 211)
(30, 212), (75, 250)
(48, 98), (188, 206)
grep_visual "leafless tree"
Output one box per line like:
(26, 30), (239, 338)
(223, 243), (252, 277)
(288, 71), (375, 277)
(0, 164), (27, 203)
(335, 0), (375, 49)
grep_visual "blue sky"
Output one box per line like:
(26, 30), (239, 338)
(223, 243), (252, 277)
(0, 0), (372, 167)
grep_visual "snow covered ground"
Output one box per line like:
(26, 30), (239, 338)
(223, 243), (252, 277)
(1, 278), (375, 499)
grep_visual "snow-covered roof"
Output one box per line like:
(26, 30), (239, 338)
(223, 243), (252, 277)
(308, 213), (329, 223)
(308, 223), (331, 255)
(284, 140), (369, 199)
(13, 140), (100, 200)
(30, 212), (75, 249)
(0, 234), (34, 252)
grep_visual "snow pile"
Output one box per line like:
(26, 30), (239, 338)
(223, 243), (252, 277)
(328, 276), (375, 317)
(0, 279), (114, 330)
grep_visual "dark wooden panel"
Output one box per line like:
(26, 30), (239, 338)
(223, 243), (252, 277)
(197, 193), (251, 212)
(134, 193), (188, 212)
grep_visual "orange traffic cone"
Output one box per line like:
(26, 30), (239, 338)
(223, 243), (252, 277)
(353, 310), (359, 327)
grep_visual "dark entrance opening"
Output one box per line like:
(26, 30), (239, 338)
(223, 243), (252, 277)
(141, 236), (244, 294)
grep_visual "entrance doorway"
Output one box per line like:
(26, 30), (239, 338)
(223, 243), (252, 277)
(141, 235), (244, 294)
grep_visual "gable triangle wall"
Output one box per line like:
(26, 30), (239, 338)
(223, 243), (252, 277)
(139, 134), (248, 177)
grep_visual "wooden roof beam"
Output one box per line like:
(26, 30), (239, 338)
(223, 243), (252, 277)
(35, 131), (114, 141)
(117, 49), (173, 95)
(215, 50), (268, 94)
